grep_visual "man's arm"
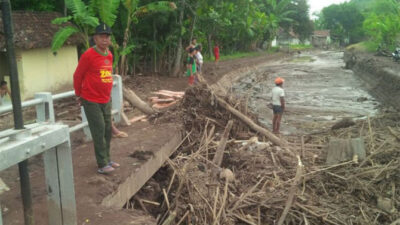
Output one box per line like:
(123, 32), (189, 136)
(6, 87), (11, 96)
(280, 97), (285, 111)
(73, 53), (89, 97)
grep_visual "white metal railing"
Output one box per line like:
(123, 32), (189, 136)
(0, 75), (123, 141)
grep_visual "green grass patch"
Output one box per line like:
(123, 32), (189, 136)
(345, 41), (396, 53)
(290, 56), (315, 63)
(289, 44), (313, 50)
(204, 50), (274, 62)
(346, 42), (374, 52)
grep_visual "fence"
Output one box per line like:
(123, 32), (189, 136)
(0, 75), (123, 140)
(0, 74), (123, 225)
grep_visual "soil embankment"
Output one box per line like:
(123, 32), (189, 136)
(344, 50), (400, 111)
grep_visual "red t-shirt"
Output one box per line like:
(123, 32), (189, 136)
(213, 46), (220, 59)
(74, 47), (113, 104)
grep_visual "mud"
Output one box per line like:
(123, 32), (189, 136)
(232, 50), (381, 135)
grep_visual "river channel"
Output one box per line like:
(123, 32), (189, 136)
(232, 51), (380, 135)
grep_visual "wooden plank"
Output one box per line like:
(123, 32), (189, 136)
(351, 138), (366, 160)
(43, 148), (63, 225)
(101, 131), (183, 208)
(56, 142), (77, 225)
(326, 138), (365, 165)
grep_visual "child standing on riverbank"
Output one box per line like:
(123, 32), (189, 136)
(271, 77), (285, 134)
(186, 48), (197, 85)
(213, 44), (220, 64)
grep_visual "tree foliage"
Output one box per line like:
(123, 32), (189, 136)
(315, 0), (400, 48)
(16, 0), (313, 75)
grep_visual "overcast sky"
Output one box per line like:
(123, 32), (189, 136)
(308, 0), (349, 17)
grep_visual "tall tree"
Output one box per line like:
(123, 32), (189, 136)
(320, 2), (364, 44)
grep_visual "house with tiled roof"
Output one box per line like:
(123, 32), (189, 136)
(271, 28), (310, 48)
(0, 11), (81, 100)
(311, 30), (331, 47)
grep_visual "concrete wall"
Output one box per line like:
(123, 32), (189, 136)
(19, 46), (78, 99)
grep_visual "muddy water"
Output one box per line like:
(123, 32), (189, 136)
(233, 51), (380, 135)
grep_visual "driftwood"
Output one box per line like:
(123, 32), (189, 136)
(277, 156), (304, 225)
(212, 120), (234, 167)
(215, 96), (287, 147)
(123, 87), (156, 115)
(388, 126), (400, 141)
(120, 111), (131, 126)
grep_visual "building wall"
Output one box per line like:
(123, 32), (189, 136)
(312, 36), (330, 47)
(19, 46), (77, 99)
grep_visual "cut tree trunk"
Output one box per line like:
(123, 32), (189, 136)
(171, 0), (185, 77)
(123, 87), (156, 115)
(207, 34), (213, 59)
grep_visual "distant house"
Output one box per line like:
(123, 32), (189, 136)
(0, 11), (81, 101)
(312, 30), (331, 47)
(271, 28), (310, 47)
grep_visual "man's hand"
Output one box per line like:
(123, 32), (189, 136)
(76, 97), (82, 106)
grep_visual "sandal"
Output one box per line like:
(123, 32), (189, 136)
(113, 131), (128, 138)
(108, 161), (120, 168)
(97, 165), (115, 174)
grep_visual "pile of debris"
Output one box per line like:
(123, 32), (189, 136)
(137, 82), (400, 225)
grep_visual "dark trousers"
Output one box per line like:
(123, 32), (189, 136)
(82, 98), (112, 168)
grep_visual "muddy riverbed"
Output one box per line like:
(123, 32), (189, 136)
(233, 51), (380, 135)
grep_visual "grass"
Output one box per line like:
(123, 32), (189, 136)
(289, 44), (313, 50)
(346, 41), (375, 53)
(346, 41), (395, 53)
(290, 56), (315, 63)
(203, 47), (279, 62)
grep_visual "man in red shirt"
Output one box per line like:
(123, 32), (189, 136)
(74, 23), (120, 174)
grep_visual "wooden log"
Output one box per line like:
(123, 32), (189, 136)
(215, 96), (286, 147)
(120, 111), (131, 126)
(151, 98), (175, 103)
(130, 115), (147, 123)
(277, 156), (304, 225)
(212, 120), (234, 167)
(153, 101), (178, 109)
(123, 87), (156, 115)
(161, 211), (177, 225)
(388, 126), (400, 141)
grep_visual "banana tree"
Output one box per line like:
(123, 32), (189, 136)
(261, 0), (294, 47)
(51, 0), (120, 52)
(119, 0), (176, 75)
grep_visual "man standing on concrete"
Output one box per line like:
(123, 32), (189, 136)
(73, 23), (120, 174)
(272, 77), (285, 134)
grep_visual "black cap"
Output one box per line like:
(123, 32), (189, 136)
(95, 23), (112, 35)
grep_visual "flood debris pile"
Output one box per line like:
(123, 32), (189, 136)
(143, 84), (400, 225)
